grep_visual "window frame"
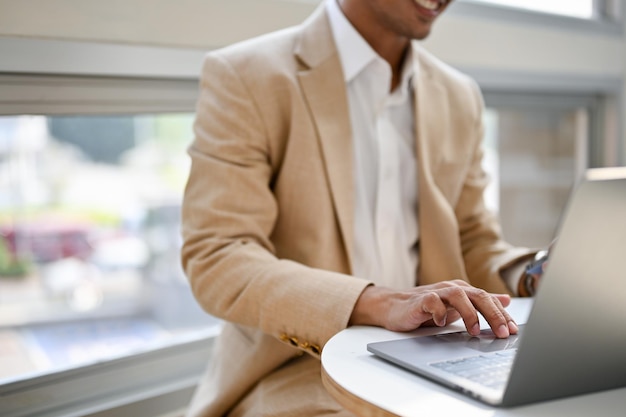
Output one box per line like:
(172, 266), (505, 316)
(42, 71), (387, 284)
(453, 0), (623, 35)
(0, 329), (219, 417)
(0, 74), (199, 116)
(0, 37), (218, 417)
(464, 69), (624, 168)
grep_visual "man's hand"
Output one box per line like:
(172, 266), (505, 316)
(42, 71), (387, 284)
(349, 280), (517, 339)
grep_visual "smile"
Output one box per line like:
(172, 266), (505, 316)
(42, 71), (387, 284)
(414, 0), (448, 12)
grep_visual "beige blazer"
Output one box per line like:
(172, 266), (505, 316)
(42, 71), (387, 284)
(181, 5), (532, 416)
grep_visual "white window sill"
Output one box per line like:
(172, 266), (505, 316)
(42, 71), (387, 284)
(0, 327), (220, 417)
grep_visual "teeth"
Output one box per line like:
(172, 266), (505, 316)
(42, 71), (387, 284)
(415, 0), (440, 11)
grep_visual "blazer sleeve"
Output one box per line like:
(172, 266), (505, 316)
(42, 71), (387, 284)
(180, 53), (370, 355)
(455, 80), (535, 294)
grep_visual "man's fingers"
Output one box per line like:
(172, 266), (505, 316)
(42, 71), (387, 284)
(494, 293), (512, 307)
(466, 289), (517, 338)
(420, 292), (448, 326)
(427, 279), (472, 290)
(491, 294), (518, 335)
(397, 284), (517, 337)
(438, 286), (481, 335)
(438, 287), (516, 338)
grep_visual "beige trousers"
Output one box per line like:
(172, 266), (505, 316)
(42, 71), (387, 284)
(228, 355), (356, 417)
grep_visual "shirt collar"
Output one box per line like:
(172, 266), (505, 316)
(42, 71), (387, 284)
(326, 0), (416, 93)
(326, 0), (377, 83)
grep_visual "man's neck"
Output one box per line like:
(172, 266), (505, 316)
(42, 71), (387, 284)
(337, 0), (410, 91)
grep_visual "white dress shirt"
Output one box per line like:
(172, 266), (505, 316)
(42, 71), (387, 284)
(326, 0), (419, 290)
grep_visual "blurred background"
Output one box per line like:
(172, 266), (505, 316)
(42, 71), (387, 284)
(0, 0), (624, 416)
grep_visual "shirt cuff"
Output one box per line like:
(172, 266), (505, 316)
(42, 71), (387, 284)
(500, 259), (529, 296)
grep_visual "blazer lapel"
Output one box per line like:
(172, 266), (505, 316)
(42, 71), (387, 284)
(412, 46), (465, 285)
(295, 6), (355, 272)
(413, 49), (449, 180)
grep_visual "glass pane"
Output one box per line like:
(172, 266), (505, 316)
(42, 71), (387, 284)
(468, 0), (595, 19)
(0, 114), (219, 383)
(482, 106), (588, 248)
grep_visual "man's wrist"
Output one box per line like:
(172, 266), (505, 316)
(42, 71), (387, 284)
(519, 249), (549, 297)
(350, 285), (388, 327)
(518, 269), (533, 297)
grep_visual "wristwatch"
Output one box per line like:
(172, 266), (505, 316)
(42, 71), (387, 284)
(519, 249), (549, 297)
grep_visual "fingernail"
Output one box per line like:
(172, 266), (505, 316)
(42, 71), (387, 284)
(498, 324), (509, 338)
(471, 323), (480, 335)
(508, 321), (518, 334)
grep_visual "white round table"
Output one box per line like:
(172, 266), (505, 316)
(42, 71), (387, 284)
(321, 298), (626, 417)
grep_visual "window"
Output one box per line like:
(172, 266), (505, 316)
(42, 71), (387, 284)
(0, 112), (221, 384)
(0, 73), (220, 417)
(481, 93), (601, 248)
(0, 109), (223, 382)
(452, 0), (623, 34)
(466, 0), (595, 19)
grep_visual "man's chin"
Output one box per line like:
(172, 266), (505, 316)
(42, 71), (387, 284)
(411, 26), (433, 41)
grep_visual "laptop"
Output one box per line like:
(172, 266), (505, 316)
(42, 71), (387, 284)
(367, 167), (626, 407)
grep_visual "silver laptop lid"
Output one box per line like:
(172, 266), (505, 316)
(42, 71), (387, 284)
(502, 167), (626, 406)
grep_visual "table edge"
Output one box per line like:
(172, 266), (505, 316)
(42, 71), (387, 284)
(321, 363), (399, 417)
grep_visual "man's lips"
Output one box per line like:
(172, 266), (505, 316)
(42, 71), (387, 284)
(413, 0), (448, 17)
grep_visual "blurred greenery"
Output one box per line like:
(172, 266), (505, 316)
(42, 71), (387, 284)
(0, 236), (30, 278)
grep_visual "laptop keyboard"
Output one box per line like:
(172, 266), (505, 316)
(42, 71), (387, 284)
(429, 349), (517, 390)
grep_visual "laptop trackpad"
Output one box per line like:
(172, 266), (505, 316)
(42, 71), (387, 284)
(426, 325), (524, 353)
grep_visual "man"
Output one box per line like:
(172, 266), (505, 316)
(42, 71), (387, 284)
(181, 0), (542, 415)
